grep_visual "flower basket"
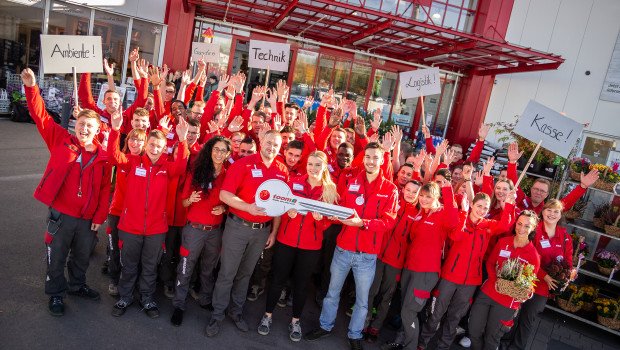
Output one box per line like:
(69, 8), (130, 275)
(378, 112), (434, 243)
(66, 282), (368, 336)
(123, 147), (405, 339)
(565, 209), (580, 220)
(604, 216), (620, 238)
(597, 313), (620, 330)
(593, 179), (616, 192)
(557, 293), (581, 313)
(569, 166), (582, 182)
(582, 301), (596, 313)
(598, 265), (614, 276)
(495, 278), (533, 301)
(593, 217), (606, 229)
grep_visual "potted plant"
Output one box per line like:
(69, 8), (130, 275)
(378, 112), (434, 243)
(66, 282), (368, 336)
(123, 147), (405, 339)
(593, 203), (611, 229)
(604, 209), (620, 238)
(495, 258), (539, 301)
(565, 198), (586, 221)
(579, 285), (598, 313)
(570, 233), (589, 267)
(589, 163), (620, 192)
(569, 157), (591, 182)
(594, 298), (620, 330)
(556, 283), (582, 313)
(544, 256), (574, 295)
(595, 249), (620, 276)
(536, 148), (559, 177)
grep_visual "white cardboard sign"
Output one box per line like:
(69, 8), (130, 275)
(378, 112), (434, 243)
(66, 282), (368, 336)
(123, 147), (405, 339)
(40, 35), (103, 74)
(255, 179), (354, 219)
(513, 100), (583, 158)
(191, 42), (220, 63)
(248, 40), (290, 72)
(399, 67), (441, 99)
(96, 83), (126, 111)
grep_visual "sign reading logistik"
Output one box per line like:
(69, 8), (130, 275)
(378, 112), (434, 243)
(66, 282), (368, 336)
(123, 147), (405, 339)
(513, 100), (584, 159)
(248, 40), (290, 72)
(399, 67), (442, 99)
(255, 179), (354, 220)
(40, 35), (103, 74)
(191, 42), (220, 63)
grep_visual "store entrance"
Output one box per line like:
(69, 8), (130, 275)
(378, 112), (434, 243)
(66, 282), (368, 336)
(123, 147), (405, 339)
(231, 39), (290, 105)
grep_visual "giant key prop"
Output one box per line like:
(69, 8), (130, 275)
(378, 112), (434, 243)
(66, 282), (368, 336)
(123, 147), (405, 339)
(255, 179), (355, 220)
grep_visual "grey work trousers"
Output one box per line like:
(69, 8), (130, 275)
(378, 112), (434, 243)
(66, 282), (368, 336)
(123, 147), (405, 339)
(396, 270), (440, 350)
(118, 230), (165, 305)
(366, 259), (401, 331)
(172, 224), (222, 309)
(210, 217), (270, 321)
(44, 208), (97, 297)
(469, 292), (517, 350)
(508, 293), (547, 350)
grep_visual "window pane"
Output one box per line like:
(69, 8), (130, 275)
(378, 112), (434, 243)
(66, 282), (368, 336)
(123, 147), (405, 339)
(432, 74), (457, 137)
(314, 54), (334, 99)
(127, 19), (163, 81)
(382, 0), (398, 13)
(332, 57), (351, 101)
(429, 3), (446, 26)
(444, 6), (461, 29)
(347, 63), (371, 106)
(448, 0), (464, 6)
(458, 10), (475, 32)
(368, 69), (397, 121)
(392, 84), (418, 140)
(290, 49), (319, 107)
(93, 11), (129, 86)
(464, 0), (478, 10)
(0, 0), (45, 79)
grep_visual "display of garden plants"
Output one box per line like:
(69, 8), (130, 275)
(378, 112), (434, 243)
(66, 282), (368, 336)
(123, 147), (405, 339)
(545, 256), (574, 295)
(496, 258), (538, 301)
(588, 163), (620, 192)
(570, 233), (589, 267)
(595, 249), (620, 276)
(594, 298), (620, 330)
(565, 198), (586, 221)
(557, 283), (583, 313)
(579, 285), (599, 313)
(569, 157), (591, 181)
(593, 203), (611, 229)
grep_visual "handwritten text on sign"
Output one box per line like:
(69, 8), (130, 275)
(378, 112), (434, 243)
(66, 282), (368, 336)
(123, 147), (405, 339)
(248, 40), (290, 72)
(399, 67), (441, 99)
(513, 100), (583, 158)
(191, 42), (220, 63)
(40, 35), (103, 74)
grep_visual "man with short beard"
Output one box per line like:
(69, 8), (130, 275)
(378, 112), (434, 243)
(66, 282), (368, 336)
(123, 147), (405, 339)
(207, 130), (288, 337)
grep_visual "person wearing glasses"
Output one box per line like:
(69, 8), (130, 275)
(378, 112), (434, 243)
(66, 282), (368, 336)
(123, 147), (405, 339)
(189, 101), (206, 122)
(228, 132), (245, 164)
(170, 136), (231, 326)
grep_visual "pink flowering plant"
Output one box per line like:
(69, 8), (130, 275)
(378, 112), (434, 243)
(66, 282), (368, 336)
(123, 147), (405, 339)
(596, 249), (620, 270)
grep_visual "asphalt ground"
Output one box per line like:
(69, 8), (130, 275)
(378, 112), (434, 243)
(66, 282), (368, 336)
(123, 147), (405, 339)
(0, 118), (618, 349)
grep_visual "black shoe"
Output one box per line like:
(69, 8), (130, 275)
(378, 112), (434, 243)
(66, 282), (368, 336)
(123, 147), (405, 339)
(305, 327), (331, 341)
(171, 308), (184, 326)
(200, 303), (214, 311)
(112, 299), (131, 317)
(67, 285), (100, 301)
(349, 338), (364, 350)
(48, 296), (64, 316)
(143, 301), (160, 318)
(381, 342), (403, 350)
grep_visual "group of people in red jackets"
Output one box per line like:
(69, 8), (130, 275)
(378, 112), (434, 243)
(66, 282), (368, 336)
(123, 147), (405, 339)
(23, 49), (600, 350)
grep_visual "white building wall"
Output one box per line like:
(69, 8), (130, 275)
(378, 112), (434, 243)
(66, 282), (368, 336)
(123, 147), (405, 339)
(484, 0), (620, 146)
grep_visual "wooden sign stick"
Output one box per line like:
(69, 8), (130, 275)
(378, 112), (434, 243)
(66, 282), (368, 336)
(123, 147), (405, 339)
(420, 93), (425, 127)
(515, 140), (543, 188)
(261, 65), (270, 109)
(72, 66), (79, 106)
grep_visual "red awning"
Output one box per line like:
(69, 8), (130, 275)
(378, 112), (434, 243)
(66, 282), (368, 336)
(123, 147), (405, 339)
(186, 0), (564, 75)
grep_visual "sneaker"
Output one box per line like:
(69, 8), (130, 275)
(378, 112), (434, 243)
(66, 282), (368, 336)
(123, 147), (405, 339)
(346, 306), (354, 317)
(305, 327), (331, 341)
(68, 285), (100, 301)
(289, 320), (302, 342)
(164, 286), (174, 300)
(459, 336), (471, 348)
(349, 338), (363, 350)
(48, 296), (64, 317)
(247, 285), (264, 302)
(143, 301), (160, 318)
(456, 326), (466, 336)
(170, 308), (184, 327)
(112, 299), (131, 317)
(206, 318), (221, 337)
(227, 312), (249, 332)
(257, 314), (272, 335)
(108, 283), (119, 296)
(365, 328), (379, 343)
(381, 342), (403, 350)
(277, 289), (287, 308)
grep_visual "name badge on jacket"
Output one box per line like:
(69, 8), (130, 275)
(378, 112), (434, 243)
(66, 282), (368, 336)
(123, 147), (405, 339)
(135, 167), (147, 177)
(251, 169), (263, 178)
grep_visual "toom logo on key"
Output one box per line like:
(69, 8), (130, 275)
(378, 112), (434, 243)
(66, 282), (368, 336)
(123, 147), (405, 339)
(273, 194), (297, 204)
(259, 190), (271, 201)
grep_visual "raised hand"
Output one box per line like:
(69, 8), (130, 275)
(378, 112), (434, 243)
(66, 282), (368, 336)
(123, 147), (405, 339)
(478, 123), (491, 141)
(258, 122), (271, 141)
(237, 72), (246, 93)
(436, 139), (449, 155)
(273, 114), (282, 131)
(443, 149), (456, 165)
(482, 156), (495, 176)
(228, 115), (244, 133)
(159, 64), (169, 81)
(391, 125), (403, 143)
(72, 105), (83, 119)
(581, 168), (600, 188)
(148, 66), (162, 87)
(128, 47), (140, 62)
(158, 115), (171, 130)
(181, 70), (191, 86)
(217, 74), (230, 92)
(371, 108), (382, 130)
(293, 119), (305, 135)
(110, 107), (123, 131)
(462, 162), (474, 180)
(225, 84), (235, 100)
(474, 170), (484, 188)
(508, 142), (523, 163)
(265, 87), (277, 108)
(354, 115), (366, 138)
(298, 109), (308, 130)
(136, 59), (149, 79)
(369, 133), (379, 143)
(382, 132), (395, 151)
(196, 56), (206, 73)
(207, 120), (219, 134)
(461, 195), (470, 212)
(199, 71), (207, 87)
(421, 124), (431, 139)
(412, 149), (426, 171)
(505, 190), (517, 204)
(276, 79), (289, 101)
(327, 106), (343, 128)
(176, 116), (189, 142)
(103, 58), (115, 77)
(320, 89), (334, 107)
(20, 68), (36, 87)
(250, 86), (265, 104)
(303, 96), (314, 109)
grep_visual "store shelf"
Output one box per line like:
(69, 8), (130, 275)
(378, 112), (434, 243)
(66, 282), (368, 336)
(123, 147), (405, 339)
(544, 304), (620, 336)
(565, 179), (618, 196)
(566, 218), (620, 242)
(576, 260), (620, 287)
(525, 171), (554, 181)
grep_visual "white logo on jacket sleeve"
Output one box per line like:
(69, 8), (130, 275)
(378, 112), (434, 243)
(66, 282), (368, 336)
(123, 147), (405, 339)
(376, 194), (388, 198)
(156, 170), (167, 176)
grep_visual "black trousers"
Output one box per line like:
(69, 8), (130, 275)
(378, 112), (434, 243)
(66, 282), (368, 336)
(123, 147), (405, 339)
(106, 214), (121, 285)
(265, 241), (320, 318)
(160, 225), (183, 287)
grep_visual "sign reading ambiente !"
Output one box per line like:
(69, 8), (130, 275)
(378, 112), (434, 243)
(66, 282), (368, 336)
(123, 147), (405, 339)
(40, 35), (103, 74)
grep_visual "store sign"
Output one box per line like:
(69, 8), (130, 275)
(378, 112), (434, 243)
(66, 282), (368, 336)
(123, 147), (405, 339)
(255, 179), (354, 219)
(190, 42), (220, 63)
(96, 83), (126, 111)
(248, 40), (290, 72)
(40, 35), (103, 74)
(513, 100), (583, 158)
(399, 67), (441, 99)
(600, 31), (620, 103)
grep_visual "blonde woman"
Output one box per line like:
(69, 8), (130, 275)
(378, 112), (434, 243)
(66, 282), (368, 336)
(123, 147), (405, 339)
(257, 151), (337, 341)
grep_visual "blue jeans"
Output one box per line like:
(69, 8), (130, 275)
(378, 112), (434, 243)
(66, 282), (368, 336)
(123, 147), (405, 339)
(319, 245), (377, 339)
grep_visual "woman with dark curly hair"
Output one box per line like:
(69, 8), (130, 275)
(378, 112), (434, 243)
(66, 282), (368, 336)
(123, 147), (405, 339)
(170, 135), (231, 326)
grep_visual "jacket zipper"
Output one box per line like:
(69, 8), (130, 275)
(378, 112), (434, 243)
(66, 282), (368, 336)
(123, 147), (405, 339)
(39, 169), (53, 189)
(463, 229), (476, 283)
(296, 219), (306, 248)
(372, 200), (381, 249)
(380, 216), (406, 260)
(354, 202), (368, 252)
(80, 166), (96, 218)
(451, 254), (460, 272)
(144, 166), (151, 235)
